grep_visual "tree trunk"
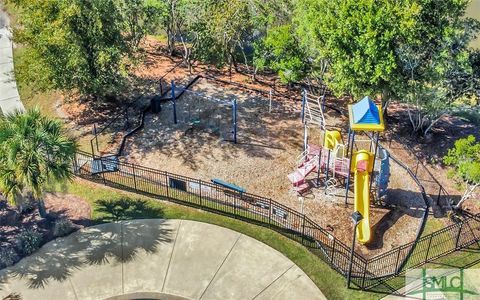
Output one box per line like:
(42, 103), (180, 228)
(381, 90), (390, 118)
(179, 35), (192, 74)
(231, 52), (240, 73)
(167, 28), (175, 56)
(37, 199), (47, 218)
(238, 41), (249, 74)
(455, 183), (479, 210)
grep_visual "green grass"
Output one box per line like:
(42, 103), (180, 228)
(150, 34), (168, 43)
(12, 48), (59, 118)
(422, 217), (447, 236)
(50, 179), (382, 300)
(5, 3), (59, 118)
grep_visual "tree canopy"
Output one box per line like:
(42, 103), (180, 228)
(444, 135), (480, 208)
(9, 0), (480, 134)
(10, 0), (160, 100)
(0, 108), (77, 216)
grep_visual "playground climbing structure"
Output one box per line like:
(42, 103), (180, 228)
(288, 93), (391, 244)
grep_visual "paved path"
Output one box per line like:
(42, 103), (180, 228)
(0, 219), (325, 300)
(0, 8), (25, 115)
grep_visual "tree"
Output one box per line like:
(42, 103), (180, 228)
(395, 0), (480, 135)
(0, 109), (77, 217)
(295, 0), (417, 99)
(209, 0), (255, 74)
(254, 25), (309, 84)
(164, 0), (255, 74)
(158, 0), (182, 56)
(251, 0), (305, 82)
(174, 0), (212, 72)
(181, 0), (254, 74)
(444, 135), (480, 210)
(10, 0), (154, 101)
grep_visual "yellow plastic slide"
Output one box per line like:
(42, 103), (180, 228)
(354, 151), (372, 244)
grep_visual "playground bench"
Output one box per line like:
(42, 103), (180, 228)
(212, 178), (246, 194)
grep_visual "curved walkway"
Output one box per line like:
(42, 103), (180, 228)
(0, 8), (25, 115)
(0, 219), (325, 300)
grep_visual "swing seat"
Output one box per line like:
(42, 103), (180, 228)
(189, 119), (201, 127)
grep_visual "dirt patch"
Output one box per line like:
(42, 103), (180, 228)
(386, 103), (478, 199)
(44, 192), (92, 227)
(0, 193), (91, 270)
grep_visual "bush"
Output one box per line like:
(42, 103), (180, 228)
(0, 247), (19, 269)
(53, 218), (74, 237)
(15, 229), (43, 255)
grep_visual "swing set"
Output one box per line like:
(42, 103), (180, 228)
(167, 81), (238, 144)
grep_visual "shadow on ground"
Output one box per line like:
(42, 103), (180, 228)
(95, 198), (164, 222)
(0, 220), (172, 290)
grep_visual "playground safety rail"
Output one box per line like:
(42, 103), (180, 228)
(72, 150), (480, 292)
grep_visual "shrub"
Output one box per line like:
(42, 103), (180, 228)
(53, 218), (74, 237)
(0, 247), (19, 269)
(15, 229), (43, 255)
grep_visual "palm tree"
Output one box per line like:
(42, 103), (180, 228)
(0, 108), (77, 217)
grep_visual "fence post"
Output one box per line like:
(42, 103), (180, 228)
(198, 180), (203, 207)
(93, 123), (99, 152)
(233, 194), (237, 219)
(301, 215), (306, 244)
(361, 260), (368, 290)
(132, 163), (138, 191)
(101, 168), (106, 185)
(90, 139), (96, 158)
(455, 222), (464, 249)
(232, 99), (237, 144)
(331, 238), (336, 265)
(437, 186), (442, 205)
(165, 172), (170, 198)
(73, 153), (79, 175)
(171, 81), (177, 124)
(425, 235), (433, 263)
(395, 247), (402, 273)
(268, 199), (272, 227)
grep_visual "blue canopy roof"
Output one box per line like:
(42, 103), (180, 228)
(351, 96), (380, 124)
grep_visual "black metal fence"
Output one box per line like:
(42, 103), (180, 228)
(388, 133), (452, 208)
(72, 151), (480, 291)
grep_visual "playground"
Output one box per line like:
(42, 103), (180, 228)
(120, 76), (426, 257)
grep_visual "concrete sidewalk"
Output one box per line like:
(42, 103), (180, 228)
(0, 8), (25, 115)
(0, 219), (326, 300)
